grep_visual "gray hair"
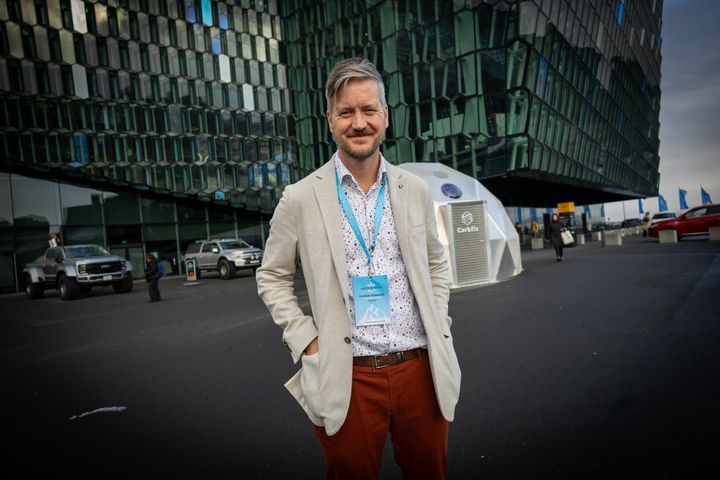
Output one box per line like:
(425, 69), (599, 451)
(325, 57), (386, 112)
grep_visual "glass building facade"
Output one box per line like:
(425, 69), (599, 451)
(284, 0), (662, 206)
(0, 0), (663, 293)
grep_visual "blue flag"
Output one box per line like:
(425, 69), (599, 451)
(658, 194), (668, 212)
(583, 205), (591, 218)
(530, 208), (538, 221)
(679, 189), (688, 210)
(701, 186), (713, 205)
(600, 204), (606, 218)
(638, 198), (644, 214)
(516, 207), (523, 224)
(546, 208), (552, 216)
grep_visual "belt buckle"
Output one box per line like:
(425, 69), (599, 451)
(373, 354), (390, 369)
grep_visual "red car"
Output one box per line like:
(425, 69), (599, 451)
(649, 203), (720, 239)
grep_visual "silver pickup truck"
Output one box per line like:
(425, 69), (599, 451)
(183, 238), (263, 280)
(23, 244), (134, 301)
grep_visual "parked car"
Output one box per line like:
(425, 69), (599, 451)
(650, 211), (677, 227)
(23, 244), (134, 300)
(183, 238), (263, 280)
(649, 204), (720, 239)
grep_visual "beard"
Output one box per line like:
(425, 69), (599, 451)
(335, 131), (386, 162)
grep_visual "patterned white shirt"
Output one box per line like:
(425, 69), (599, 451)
(334, 153), (427, 356)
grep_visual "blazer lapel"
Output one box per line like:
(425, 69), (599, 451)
(312, 160), (350, 302)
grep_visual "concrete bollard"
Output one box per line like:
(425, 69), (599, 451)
(709, 227), (720, 241)
(594, 232), (602, 242)
(576, 234), (586, 246)
(603, 230), (622, 247)
(531, 238), (544, 250)
(659, 229), (678, 244)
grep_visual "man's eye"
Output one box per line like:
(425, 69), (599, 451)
(338, 111), (352, 118)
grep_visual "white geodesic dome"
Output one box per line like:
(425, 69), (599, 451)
(398, 162), (523, 289)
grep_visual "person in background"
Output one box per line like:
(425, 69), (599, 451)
(515, 222), (523, 242)
(548, 213), (565, 262)
(530, 219), (540, 239)
(48, 233), (61, 248)
(642, 211), (652, 237)
(144, 254), (162, 302)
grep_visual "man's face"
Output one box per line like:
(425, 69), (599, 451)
(326, 78), (389, 163)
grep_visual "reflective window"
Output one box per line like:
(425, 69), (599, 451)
(103, 192), (140, 224)
(11, 175), (61, 226)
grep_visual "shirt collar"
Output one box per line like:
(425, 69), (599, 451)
(334, 152), (387, 191)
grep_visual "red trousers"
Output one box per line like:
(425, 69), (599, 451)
(314, 349), (448, 479)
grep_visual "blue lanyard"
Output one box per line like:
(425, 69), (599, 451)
(335, 169), (386, 266)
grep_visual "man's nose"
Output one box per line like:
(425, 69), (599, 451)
(351, 112), (367, 130)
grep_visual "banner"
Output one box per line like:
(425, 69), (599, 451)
(679, 189), (688, 210)
(658, 194), (668, 212)
(600, 204), (606, 218)
(638, 198), (644, 214)
(701, 186), (713, 205)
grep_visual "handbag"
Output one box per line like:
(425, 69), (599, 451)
(561, 228), (574, 245)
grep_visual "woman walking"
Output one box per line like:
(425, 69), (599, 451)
(548, 213), (565, 262)
(144, 254), (162, 302)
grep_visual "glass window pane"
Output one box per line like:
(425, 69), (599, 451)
(11, 175), (61, 226)
(59, 183), (103, 224)
(103, 191), (140, 224)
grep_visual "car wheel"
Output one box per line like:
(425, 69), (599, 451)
(24, 274), (44, 299)
(218, 259), (235, 280)
(112, 276), (134, 293)
(58, 275), (81, 301)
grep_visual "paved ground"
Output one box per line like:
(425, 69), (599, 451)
(1, 234), (719, 479)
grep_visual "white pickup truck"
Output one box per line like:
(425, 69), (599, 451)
(183, 238), (263, 280)
(23, 244), (134, 300)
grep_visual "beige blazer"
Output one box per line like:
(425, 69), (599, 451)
(256, 158), (461, 436)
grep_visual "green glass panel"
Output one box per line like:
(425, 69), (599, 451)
(0, 173), (11, 226)
(11, 175), (61, 226)
(59, 183), (103, 225)
(143, 224), (176, 241)
(141, 196), (175, 223)
(103, 192), (140, 225)
(63, 226), (104, 245)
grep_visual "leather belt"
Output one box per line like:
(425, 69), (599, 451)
(353, 347), (424, 369)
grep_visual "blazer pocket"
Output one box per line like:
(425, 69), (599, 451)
(299, 352), (323, 419)
(285, 359), (324, 426)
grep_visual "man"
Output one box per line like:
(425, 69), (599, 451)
(256, 57), (461, 479)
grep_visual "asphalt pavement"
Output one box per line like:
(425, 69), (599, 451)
(1, 233), (719, 479)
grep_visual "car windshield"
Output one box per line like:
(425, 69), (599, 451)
(219, 240), (251, 249)
(652, 213), (674, 220)
(64, 245), (111, 258)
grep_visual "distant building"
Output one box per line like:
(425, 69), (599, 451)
(0, 0), (663, 293)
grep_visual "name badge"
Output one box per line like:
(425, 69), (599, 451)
(352, 275), (391, 327)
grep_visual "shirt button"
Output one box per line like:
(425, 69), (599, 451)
(344, 337), (351, 344)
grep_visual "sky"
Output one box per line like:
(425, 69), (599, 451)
(603, 0), (720, 221)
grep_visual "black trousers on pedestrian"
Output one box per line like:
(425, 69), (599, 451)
(554, 244), (564, 258)
(148, 277), (161, 301)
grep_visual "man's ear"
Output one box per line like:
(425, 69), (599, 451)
(326, 110), (334, 134)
